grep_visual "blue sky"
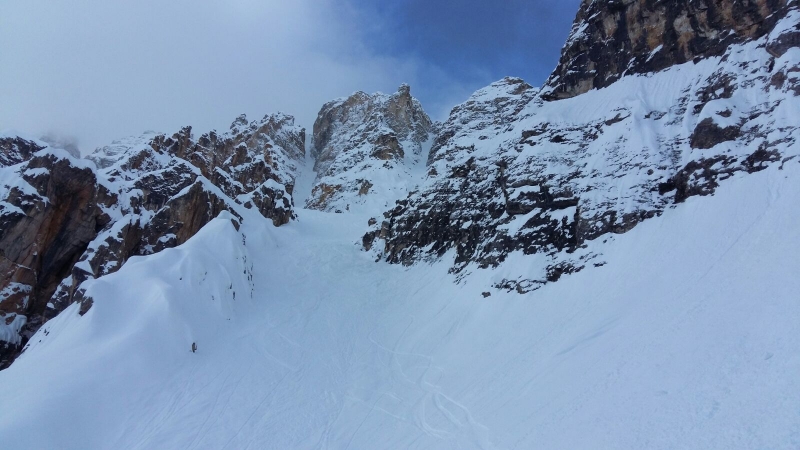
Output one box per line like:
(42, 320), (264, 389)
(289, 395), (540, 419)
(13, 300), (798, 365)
(0, 0), (581, 152)
(350, 0), (581, 119)
(354, 0), (580, 87)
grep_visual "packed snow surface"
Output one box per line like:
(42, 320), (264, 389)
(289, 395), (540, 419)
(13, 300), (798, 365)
(1, 163), (799, 449)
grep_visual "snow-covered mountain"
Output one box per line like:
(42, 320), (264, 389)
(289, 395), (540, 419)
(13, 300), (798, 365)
(307, 84), (435, 213)
(1, 0), (799, 448)
(0, 114), (304, 368)
(365, 1), (800, 293)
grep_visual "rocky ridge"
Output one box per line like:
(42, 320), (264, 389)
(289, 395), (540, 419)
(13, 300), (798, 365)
(307, 84), (435, 213)
(0, 114), (304, 368)
(364, 2), (800, 293)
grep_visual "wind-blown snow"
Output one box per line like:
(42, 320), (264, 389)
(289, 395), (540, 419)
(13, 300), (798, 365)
(1, 162), (798, 449)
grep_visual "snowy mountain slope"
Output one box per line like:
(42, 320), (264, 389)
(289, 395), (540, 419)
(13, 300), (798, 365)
(0, 114), (305, 368)
(365, 6), (800, 294)
(1, 162), (798, 449)
(307, 84), (435, 213)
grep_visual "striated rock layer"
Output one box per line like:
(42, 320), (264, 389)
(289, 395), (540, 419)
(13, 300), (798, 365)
(307, 84), (435, 213)
(365, 3), (800, 293)
(0, 114), (305, 368)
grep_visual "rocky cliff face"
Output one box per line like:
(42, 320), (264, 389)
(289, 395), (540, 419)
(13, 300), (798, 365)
(365, 3), (800, 293)
(543, 0), (794, 100)
(0, 114), (304, 368)
(0, 148), (102, 366)
(307, 84), (435, 213)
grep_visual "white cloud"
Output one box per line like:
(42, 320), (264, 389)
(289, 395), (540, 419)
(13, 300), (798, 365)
(0, 0), (453, 153)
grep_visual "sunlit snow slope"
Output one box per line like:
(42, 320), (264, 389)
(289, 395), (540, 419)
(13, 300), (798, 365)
(1, 161), (798, 449)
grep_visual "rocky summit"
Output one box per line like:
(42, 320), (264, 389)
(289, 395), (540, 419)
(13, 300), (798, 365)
(307, 84), (435, 213)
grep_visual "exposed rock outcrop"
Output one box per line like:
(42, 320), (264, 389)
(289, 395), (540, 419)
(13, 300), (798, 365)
(0, 136), (45, 167)
(0, 113), (305, 368)
(543, 0), (792, 100)
(0, 150), (102, 366)
(149, 113), (302, 226)
(307, 84), (435, 212)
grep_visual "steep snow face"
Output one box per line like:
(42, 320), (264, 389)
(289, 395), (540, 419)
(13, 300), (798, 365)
(0, 114), (305, 368)
(307, 84), (435, 213)
(366, 9), (800, 293)
(1, 163), (799, 449)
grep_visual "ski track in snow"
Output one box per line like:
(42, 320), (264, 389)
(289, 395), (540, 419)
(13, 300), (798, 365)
(0, 162), (799, 448)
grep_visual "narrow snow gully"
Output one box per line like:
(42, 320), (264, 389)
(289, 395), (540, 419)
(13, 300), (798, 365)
(291, 140), (318, 209)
